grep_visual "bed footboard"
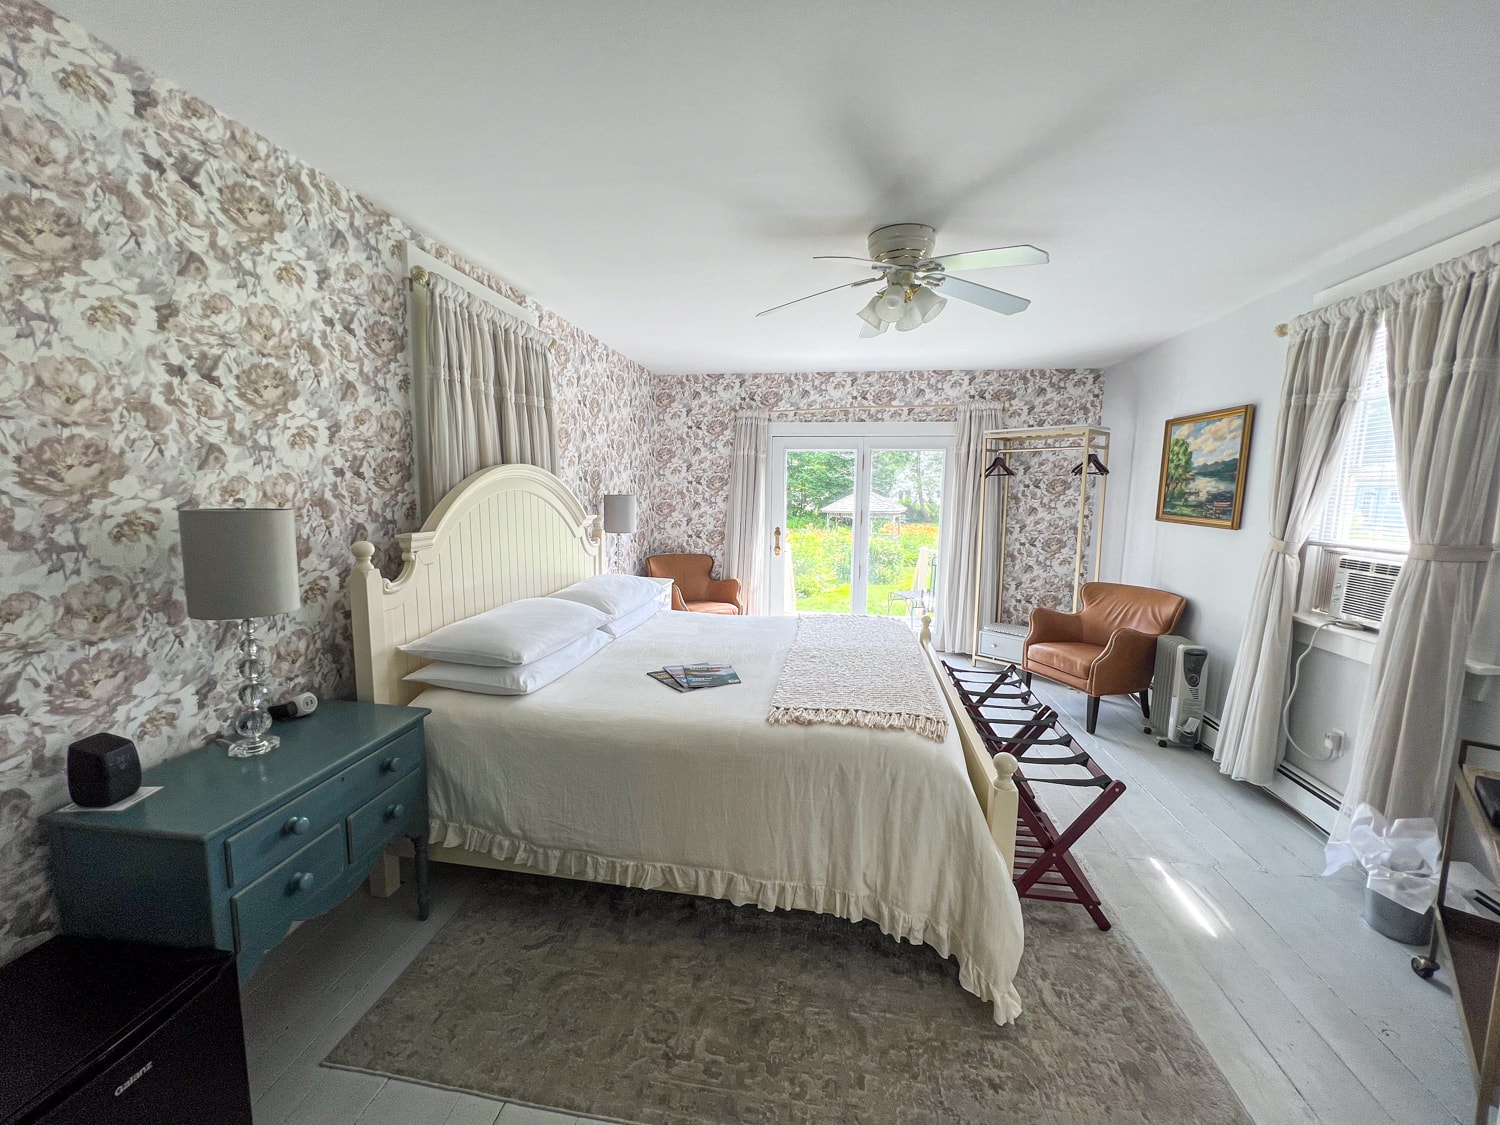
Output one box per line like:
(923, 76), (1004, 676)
(920, 616), (1019, 877)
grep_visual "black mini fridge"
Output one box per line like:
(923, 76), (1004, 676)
(0, 936), (253, 1125)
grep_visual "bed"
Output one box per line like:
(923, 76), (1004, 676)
(348, 463), (1024, 1021)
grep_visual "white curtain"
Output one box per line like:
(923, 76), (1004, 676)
(934, 403), (1006, 651)
(1214, 300), (1381, 784)
(1468, 503), (1500, 675)
(724, 411), (770, 614)
(417, 274), (557, 514)
(1337, 243), (1500, 828)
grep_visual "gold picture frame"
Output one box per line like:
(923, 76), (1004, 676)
(1155, 404), (1254, 529)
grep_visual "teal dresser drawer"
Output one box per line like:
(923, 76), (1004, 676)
(231, 824), (347, 957)
(349, 770), (426, 863)
(345, 726), (423, 808)
(225, 783), (341, 889)
(223, 725), (423, 887)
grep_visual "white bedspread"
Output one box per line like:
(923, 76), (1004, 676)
(416, 611), (1024, 1023)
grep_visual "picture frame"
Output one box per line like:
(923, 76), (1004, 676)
(1155, 404), (1255, 529)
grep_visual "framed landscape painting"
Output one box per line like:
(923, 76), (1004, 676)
(1155, 404), (1255, 529)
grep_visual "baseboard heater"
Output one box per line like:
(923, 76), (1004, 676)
(1275, 760), (1342, 807)
(1194, 714), (1341, 830)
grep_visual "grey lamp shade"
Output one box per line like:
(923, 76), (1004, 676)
(602, 494), (638, 534)
(178, 506), (301, 620)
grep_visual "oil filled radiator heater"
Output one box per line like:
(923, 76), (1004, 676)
(1147, 635), (1208, 747)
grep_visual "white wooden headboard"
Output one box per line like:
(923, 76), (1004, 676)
(349, 464), (603, 704)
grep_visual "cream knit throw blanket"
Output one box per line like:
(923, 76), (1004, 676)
(767, 615), (950, 742)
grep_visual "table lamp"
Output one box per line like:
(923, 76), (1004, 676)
(178, 503), (301, 758)
(602, 494), (638, 536)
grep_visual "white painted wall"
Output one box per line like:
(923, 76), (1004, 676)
(1100, 284), (1299, 714)
(1282, 634), (1371, 795)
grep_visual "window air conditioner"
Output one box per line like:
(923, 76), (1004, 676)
(1147, 635), (1208, 748)
(1329, 555), (1402, 629)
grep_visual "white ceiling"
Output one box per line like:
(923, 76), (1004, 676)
(50, 1), (1500, 374)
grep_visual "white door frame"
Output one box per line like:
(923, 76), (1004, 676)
(767, 422), (955, 616)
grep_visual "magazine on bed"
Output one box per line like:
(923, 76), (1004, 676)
(647, 669), (690, 693)
(649, 663), (741, 690)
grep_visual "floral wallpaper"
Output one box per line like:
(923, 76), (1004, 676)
(644, 369), (1104, 624)
(0, 0), (651, 963)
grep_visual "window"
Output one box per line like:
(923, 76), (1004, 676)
(1314, 325), (1408, 551)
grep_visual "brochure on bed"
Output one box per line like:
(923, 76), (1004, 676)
(414, 610), (1024, 1024)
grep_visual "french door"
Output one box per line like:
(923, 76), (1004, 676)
(767, 425), (952, 617)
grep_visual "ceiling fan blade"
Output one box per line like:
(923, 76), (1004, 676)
(755, 276), (879, 317)
(923, 244), (1049, 273)
(931, 274), (1031, 315)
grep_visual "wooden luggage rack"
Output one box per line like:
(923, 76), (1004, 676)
(943, 661), (1125, 930)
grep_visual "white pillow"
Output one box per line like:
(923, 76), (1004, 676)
(398, 597), (608, 667)
(549, 574), (667, 620)
(601, 594), (665, 638)
(404, 628), (611, 696)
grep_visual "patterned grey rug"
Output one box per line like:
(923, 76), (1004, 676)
(326, 870), (1249, 1125)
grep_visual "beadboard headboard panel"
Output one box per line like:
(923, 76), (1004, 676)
(350, 464), (603, 705)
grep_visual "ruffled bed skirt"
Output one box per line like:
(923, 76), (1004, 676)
(431, 817), (1023, 1025)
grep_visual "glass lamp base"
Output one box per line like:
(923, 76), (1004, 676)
(226, 732), (280, 759)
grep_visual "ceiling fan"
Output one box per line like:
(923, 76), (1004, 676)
(756, 223), (1048, 337)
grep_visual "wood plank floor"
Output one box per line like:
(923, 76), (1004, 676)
(241, 672), (1476, 1125)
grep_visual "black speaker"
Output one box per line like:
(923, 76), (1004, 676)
(67, 733), (142, 808)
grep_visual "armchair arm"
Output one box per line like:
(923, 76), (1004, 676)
(1025, 606), (1085, 646)
(669, 584), (689, 612)
(704, 577), (743, 612)
(1090, 627), (1159, 695)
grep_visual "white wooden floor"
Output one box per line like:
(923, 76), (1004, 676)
(240, 674), (1476, 1125)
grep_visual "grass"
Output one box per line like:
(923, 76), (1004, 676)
(785, 521), (937, 616)
(794, 583), (925, 617)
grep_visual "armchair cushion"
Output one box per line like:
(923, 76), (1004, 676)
(685, 599), (740, 615)
(1025, 641), (1100, 682)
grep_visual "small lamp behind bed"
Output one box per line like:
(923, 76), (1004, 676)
(600, 494), (638, 571)
(602, 494), (638, 537)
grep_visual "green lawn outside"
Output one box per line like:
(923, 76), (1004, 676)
(795, 582), (923, 616)
(786, 521), (937, 616)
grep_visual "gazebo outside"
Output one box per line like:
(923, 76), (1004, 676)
(818, 492), (906, 522)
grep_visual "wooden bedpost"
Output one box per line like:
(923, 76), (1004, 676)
(990, 752), (1020, 876)
(350, 541), (389, 704)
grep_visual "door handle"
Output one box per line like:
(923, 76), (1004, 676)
(773, 526), (782, 556)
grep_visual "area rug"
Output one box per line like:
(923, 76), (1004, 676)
(326, 870), (1249, 1125)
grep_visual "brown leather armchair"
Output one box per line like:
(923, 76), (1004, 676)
(644, 554), (743, 614)
(1022, 582), (1187, 734)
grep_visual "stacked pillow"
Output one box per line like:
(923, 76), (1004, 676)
(549, 574), (671, 637)
(400, 597), (609, 696)
(399, 575), (672, 696)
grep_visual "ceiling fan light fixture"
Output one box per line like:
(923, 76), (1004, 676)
(856, 293), (885, 329)
(910, 285), (946, 324)
(895, 301), (925, 332)
(874, 286), (907, 323)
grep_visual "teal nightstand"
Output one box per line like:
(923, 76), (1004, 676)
(43, 701), (431, 981)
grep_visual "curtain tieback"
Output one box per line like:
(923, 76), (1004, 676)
(1407, 543), (1493, 563)
(1267, 537), (1296, 555)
